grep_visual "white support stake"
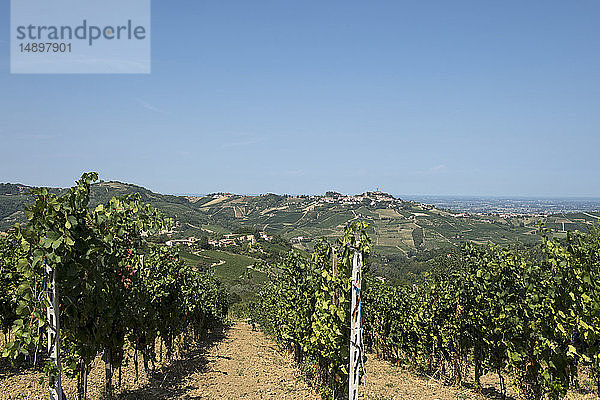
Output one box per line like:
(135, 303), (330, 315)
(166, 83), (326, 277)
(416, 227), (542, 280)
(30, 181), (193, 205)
(331, 247), (338, 400)
(46, 263), (64, 400)
(348, 249), (363, 400)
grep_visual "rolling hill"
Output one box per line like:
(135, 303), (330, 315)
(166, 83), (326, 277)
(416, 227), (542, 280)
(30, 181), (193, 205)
(2, 180), (599, 258)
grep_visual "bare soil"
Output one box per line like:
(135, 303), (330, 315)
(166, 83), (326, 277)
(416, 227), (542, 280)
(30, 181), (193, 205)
(1, 323), (598, 400)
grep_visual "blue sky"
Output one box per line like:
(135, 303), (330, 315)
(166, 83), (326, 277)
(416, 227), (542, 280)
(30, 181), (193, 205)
(1, 1), (599, 197)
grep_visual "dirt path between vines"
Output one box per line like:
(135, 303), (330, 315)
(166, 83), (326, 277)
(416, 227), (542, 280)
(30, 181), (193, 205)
(170, 322), (319, 400)
(133, 322), (596, 400)
(133, 322), (476, 400)
(2, 322), (597, 399)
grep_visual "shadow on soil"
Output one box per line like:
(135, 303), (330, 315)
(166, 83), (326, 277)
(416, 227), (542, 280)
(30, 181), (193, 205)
(403, 365), (519, 400)
(116, 322), (230, 400)
(459, 382), (517, 400)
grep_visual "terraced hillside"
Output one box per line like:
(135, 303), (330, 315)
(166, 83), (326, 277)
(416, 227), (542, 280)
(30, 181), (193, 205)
(2, 181), (599, 257)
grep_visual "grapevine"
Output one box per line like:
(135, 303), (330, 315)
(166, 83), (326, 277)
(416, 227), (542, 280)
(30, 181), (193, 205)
(0, 173), (229, 399)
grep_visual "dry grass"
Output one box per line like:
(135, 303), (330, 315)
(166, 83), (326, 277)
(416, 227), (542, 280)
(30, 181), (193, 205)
(2, 324), (599, 400)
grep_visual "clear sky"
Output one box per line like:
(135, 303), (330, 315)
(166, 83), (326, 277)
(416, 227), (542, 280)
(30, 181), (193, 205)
(1, 1), (599, 197)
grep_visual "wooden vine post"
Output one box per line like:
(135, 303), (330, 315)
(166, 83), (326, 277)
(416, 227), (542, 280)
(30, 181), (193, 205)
(348, 247), (363, 400)
(46, 262), (64, 400)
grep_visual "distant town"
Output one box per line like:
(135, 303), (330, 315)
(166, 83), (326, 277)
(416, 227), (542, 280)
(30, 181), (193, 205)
(405, 195), (600, 215)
